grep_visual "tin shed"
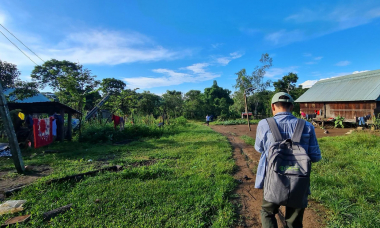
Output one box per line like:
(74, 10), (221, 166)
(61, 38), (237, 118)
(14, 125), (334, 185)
(295, 69), (380, 122)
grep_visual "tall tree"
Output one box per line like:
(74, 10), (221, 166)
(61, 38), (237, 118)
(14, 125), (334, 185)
(31, 59), (100, 111)
(273, 72), (298, 93)
(162, 90), (183, 118)
(204, 80), (233, 119)
(100, 78), (126, 95)
(233, 53), (272, 117)
(1, 60), (38, 102)
(137, 91), (161, 115)
(0, 60), (20, 88)
(184, 90), (204, 119)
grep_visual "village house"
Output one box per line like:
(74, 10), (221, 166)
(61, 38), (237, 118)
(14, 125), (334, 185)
(296, 69), (380, 123)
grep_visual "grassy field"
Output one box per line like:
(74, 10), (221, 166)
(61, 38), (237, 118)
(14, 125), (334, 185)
(241, 132), (380, 227)
(311, 133), (380, 227)
(209, 119), (260, 126)
(0, 123), (237, 227)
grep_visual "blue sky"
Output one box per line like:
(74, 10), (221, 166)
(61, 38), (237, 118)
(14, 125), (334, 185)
(1, 0), (380, 95)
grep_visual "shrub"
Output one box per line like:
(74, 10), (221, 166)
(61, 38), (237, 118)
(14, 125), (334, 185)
(174, 116), (187, 126)
(334, 115), (344, 128)
(77, 121), (177, 144)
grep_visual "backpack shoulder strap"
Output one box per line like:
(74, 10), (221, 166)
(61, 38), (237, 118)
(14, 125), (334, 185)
(266, 117), (283, 142)
(292, 119), (306, 143)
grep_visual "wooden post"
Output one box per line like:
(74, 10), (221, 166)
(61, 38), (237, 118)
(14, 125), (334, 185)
(0, 82), (25, 173)
(59, 109), (65, 142)
(67, 112), (72, 141)
(244, 93), (251, 131)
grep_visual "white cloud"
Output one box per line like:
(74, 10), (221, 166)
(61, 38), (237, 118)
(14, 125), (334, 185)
(0, 29), (185, 67)
(123, 63), (220, 89)
(265, 29), (304, 46)
(299, 80), (318, 88)
(265, 66), (298, 78)
(303, 55), (322, 65)
(211, 43), (223, 49)
(0, 11), (5, 24)
(352, 70), (369, 74)
(286, 5), (380, 29)
(216, 52), (243, 66)
(335, 60), (351, 66)
(185, 63), (209, 74)
(274, 5), (380, 46)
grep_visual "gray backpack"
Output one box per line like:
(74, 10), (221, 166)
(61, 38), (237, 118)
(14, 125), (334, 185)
(264, 118), (311, 208)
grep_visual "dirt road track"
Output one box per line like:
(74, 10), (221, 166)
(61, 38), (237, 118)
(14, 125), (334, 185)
(210, 124), (349, 227)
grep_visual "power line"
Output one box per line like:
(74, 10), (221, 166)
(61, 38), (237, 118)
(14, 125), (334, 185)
(0, 23), (45, 63)
(0, 29), (38, 66)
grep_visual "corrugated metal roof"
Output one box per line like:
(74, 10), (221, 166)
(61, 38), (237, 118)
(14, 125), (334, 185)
(296, 69), (380, 102)
(4, 88), (51, 103)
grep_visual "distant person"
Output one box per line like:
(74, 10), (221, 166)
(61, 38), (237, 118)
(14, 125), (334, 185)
(206, 115), (211, 126)
(254, 92), (321, 228)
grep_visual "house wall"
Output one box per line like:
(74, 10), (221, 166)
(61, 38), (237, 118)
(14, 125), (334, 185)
(299, 101), (378, 121)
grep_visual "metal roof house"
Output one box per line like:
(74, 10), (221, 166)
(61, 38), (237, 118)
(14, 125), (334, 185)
(295, 69), (380, 122)
(4, 89), (81, 141)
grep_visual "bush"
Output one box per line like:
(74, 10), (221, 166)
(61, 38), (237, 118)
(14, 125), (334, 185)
(77, 122), (177, 144)
(174, 116), (187, 126)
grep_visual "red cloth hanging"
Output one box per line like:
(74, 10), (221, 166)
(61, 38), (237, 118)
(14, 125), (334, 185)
(33, 117), (53, 148)
(112, 114), (120, 129)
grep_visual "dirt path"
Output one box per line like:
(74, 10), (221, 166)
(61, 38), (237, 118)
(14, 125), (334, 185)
(210, 124), (350, 228)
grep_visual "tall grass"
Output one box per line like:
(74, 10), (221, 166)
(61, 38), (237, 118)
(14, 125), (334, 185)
(311, 132), (380, 227)
(77, 115), (186, 144)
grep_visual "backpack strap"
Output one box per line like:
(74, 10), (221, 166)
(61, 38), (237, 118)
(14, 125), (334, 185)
(292, 119), (306, 143)
(266, 117), (283, 142)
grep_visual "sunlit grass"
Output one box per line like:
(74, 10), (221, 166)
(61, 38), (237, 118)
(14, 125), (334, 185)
(0, 123), (237, 227)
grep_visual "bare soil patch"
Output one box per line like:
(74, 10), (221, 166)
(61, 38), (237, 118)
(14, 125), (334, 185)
(0, 165), (52, 199)
(210, 124), (340, 228)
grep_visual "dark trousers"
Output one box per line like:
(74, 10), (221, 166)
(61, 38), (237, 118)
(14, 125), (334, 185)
(261, 198), (305, 228)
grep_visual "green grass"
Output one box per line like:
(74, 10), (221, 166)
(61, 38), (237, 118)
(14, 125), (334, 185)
(0, 123), (237, 227)
(210, 119), (260, 126)
(240, 135), (255, 147)
(239, 132), (380, 227)
(311, 132), (380, 227)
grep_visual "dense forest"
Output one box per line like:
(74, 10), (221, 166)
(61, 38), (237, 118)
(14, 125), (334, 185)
(1, 54), (308, 120)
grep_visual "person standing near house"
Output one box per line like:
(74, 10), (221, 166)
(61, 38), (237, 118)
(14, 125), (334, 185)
(254, 92), (322, 228)
(206, 114), (210, 126)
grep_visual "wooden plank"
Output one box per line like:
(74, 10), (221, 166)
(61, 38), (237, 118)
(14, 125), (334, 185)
(0, 83), (25, 174)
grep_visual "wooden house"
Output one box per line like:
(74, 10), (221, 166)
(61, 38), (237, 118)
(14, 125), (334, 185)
(295, 70), (380, 123)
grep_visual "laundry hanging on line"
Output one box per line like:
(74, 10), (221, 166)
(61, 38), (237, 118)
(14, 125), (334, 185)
(33, 117), (53, 149)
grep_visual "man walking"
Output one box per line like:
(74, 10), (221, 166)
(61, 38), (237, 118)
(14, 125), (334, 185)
(206, 114), (210, 126)
(254, 92), (322, 228)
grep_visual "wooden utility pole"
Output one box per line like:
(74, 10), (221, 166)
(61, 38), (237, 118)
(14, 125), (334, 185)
(244, 92), (251, 131)
(0, 82), (25, 173)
